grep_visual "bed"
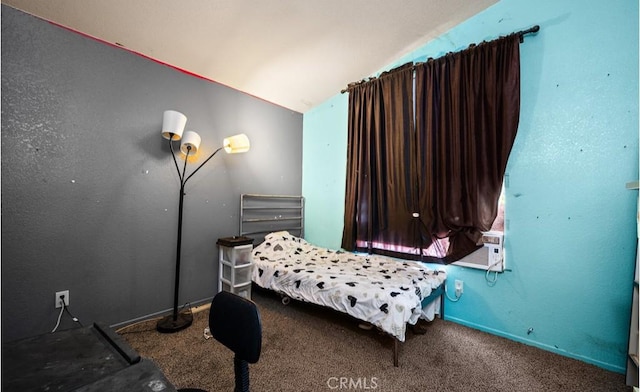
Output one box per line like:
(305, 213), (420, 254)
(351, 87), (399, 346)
(252, 230), (447, 336)
(240, 194), (447, 366)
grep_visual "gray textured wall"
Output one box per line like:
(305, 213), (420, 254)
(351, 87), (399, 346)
(1, 5), (302, 342)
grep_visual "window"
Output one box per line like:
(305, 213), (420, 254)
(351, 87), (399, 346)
(342, 34), (521, 264)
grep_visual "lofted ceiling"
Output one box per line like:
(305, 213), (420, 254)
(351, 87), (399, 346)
(2, 0), (497, 113)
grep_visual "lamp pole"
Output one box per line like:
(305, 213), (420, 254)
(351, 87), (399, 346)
(157, 138), (223, 333)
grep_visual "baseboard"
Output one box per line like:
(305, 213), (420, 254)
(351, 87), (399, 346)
(109, 296), (213, 331)
(444, 316), (625, 374)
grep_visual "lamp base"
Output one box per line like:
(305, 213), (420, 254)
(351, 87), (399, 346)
(156, 310), (193, 333)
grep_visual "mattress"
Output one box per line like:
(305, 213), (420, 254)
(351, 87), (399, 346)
(251, 231), (447, 341)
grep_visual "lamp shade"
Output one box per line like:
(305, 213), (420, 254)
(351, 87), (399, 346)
(180, 131), (201, 155)
(162, 110), (187, 140)
(223, 134), (251, 154)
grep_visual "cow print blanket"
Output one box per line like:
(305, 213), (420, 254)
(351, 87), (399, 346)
(252, 231), (447, 341)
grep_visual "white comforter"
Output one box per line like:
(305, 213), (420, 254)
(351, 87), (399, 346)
(251, 231), (447, 341)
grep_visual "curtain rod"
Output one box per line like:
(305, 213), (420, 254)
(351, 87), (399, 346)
(517, 24), (540, 42)
(341, 24), (540, 94)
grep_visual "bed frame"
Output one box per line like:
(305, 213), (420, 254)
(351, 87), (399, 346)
(239, 194), (305, 244)
(239, 193), (445, 367)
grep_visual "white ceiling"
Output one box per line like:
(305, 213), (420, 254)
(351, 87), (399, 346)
(2, 0), (497, 113)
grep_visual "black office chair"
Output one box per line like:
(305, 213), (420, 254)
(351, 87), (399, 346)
(209, 291), (262, 392)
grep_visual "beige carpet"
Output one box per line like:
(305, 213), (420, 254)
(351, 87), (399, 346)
(120, 287), (631, 392)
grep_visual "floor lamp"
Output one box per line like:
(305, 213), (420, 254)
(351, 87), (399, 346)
(157, 110), (250, 333)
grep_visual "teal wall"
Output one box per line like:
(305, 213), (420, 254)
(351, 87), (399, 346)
(302, 0), (638, 373)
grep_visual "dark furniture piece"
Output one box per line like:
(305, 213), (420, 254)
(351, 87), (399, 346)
(209, 291), (262, 392)
(2, 322), (177, 392)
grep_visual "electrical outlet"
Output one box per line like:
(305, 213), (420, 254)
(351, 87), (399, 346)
(55, 290), (69, 308)
(454, 280), (463, 297)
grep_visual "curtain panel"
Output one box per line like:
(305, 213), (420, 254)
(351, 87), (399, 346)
(342, 64), (416, 254)
(414, 33), (521, 262)
(342, 34), (521, 263)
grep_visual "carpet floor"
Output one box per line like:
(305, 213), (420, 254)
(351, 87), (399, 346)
(120, 287), (632, 392)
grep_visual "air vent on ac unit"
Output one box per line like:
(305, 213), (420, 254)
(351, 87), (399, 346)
(452, 231), (504, 272)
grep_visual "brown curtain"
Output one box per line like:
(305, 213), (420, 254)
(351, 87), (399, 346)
(342, 34), (521, 263)
(341, 64), (416, 253)
(414, 33), (521, 262)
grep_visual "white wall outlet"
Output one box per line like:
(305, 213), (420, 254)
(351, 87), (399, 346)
(55, 290), (69, 308)
(454, 280), (464, 297)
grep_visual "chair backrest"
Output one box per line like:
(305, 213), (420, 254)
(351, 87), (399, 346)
(209, 291), (262, 364)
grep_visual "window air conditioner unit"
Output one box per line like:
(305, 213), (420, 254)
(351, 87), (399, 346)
(452, 231), (504, 272)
